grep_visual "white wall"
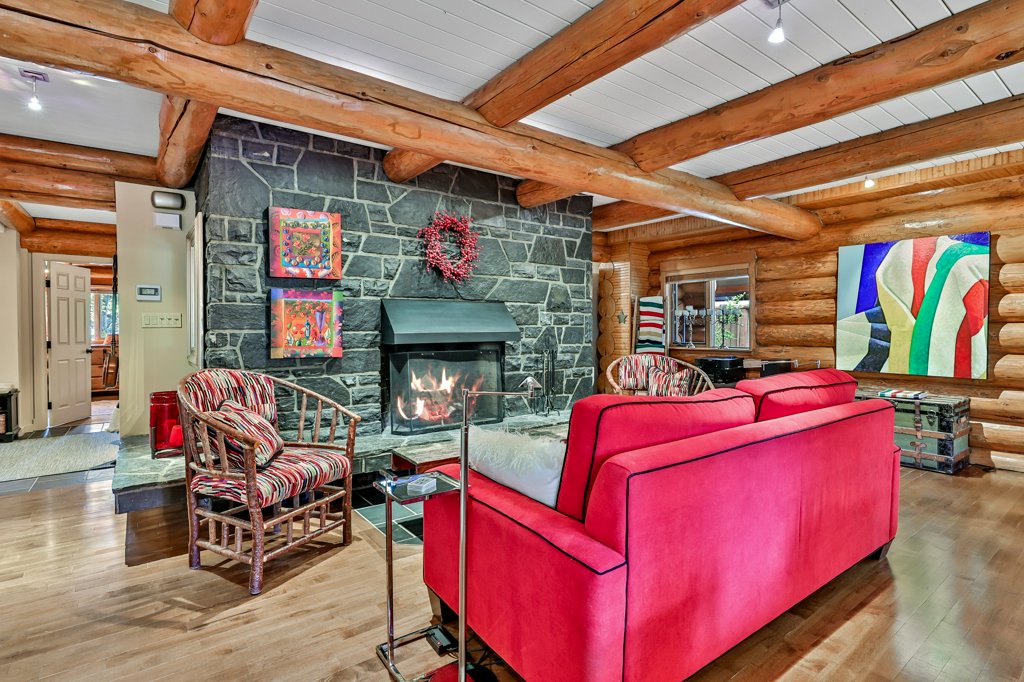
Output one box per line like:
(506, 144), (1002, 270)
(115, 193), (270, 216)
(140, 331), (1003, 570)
(115, 182), (196, 436)
(0, 228), (22, 388)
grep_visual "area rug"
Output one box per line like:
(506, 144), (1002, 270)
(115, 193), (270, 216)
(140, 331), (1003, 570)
(0, 432), (120, 482)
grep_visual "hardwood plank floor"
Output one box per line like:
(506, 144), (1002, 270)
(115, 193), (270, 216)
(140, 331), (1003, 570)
(0, 467), (1022, 681)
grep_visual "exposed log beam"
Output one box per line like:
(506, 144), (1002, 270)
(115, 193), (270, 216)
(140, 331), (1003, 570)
(718, 94), (1024, 199)
(0, 199), (34, 234)
(594, 94), (1024, 230)
(156, 0), (257, 188)
(816, 174), (1024, 225)
(0, 0), (821, 240)
(18, 229), (115, 257)
(622, 0), (1024, 170)
(34, 218), (117, 236)
(383, 0), (744, 183)
(0, 161), (118, 209)
(524, 0), (1024, 209)
(0, 192), (115, 212)
(170, 0), (256, 45)
(0, 133), (155, 180)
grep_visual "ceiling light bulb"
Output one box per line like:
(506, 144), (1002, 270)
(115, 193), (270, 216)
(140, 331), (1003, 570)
(864, 177), (877, 189)
(768, 18), (785, 43)
(27, 79), (42, 112)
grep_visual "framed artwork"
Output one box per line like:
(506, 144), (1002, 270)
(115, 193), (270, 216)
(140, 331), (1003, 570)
(836, 232), (990, 379)
(270, 288), (344, 359)
(269, 207), (342, 279)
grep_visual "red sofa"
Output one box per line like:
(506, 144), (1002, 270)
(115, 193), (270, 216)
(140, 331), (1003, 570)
(423, 369), (899, 681)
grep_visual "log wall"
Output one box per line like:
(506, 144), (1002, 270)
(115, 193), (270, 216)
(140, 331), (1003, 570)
(646, 190), (1024, 473)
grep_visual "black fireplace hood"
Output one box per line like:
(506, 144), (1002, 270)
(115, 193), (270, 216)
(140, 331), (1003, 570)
(381, 299), (521, 345)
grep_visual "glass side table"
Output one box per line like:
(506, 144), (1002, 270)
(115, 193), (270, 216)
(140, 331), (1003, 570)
(374, 470), (461, 682)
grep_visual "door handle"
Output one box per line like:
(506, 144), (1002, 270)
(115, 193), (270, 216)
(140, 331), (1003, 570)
(85, 348), (94, 354)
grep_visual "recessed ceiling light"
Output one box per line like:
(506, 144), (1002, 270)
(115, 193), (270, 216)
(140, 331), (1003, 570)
(864, 177), (877, 189)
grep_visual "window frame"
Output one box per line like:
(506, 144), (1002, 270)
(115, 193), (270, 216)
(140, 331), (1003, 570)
(661, 252), (757, 354)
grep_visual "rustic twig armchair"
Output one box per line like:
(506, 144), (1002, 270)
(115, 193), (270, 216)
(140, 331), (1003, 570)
(606, 354), (714, 396)
(177, 369), (360, 595)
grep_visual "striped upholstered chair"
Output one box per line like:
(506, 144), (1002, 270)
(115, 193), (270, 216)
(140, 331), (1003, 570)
(177, 369), (360, 594)
(605, 354), (714, 396)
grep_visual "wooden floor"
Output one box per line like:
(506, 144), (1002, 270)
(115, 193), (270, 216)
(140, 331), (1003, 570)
(0, 467), (1022, 681)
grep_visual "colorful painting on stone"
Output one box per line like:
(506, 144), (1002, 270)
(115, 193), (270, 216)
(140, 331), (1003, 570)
(269, 288), (344, 359)
(268, 207), (342, 279)
(836, 232), (990, 379)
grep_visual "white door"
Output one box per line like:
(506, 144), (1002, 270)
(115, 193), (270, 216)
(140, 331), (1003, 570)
(49, 263), (92, 426)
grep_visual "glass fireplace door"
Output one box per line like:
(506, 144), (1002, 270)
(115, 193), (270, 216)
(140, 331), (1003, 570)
(388, 347), (503, 435)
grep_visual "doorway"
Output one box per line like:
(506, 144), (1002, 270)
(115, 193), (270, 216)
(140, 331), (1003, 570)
(45, 261), (119, 432)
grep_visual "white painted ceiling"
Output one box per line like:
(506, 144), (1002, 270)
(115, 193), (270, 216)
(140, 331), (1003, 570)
(0, 55), (162, 156)
(18, 203), (117, 224)
(2, 0), (1022, 223)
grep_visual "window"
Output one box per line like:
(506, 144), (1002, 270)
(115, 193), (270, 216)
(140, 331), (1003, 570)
(666, 265), (752, 351)
(90, 292), (118, 345)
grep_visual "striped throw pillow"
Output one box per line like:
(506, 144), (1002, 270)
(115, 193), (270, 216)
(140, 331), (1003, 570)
(647, 366), (692, 397)
(206, 400), (284, 469)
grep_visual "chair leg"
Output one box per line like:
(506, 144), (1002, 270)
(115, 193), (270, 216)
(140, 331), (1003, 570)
(249, 504), (266, 595)
(343, 469), (353, 546)
(186, 485), (201, 570)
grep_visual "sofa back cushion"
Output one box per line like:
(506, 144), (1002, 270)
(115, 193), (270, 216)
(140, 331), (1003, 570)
(736, 368), (858, 421)
(556, 388), (755, 520)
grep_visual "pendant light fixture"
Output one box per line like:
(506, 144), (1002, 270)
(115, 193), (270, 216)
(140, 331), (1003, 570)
(19, 68), (48, 113)
(768, 1), (786, 44)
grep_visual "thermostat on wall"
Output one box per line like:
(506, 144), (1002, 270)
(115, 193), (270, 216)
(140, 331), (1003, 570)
(136, 284), (162, 302)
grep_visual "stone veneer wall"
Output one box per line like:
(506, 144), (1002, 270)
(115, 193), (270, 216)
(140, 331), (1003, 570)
(195, 115), (594, 440)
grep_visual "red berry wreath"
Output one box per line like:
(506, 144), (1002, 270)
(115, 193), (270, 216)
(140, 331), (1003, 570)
(417, 211), (481, 283)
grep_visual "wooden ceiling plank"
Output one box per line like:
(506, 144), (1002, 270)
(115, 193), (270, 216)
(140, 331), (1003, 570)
(594, 93), (1024, 230)
(529, 0), (1024, 210)
(0, 133), (155, 180)
(383, 0), (745, 183)
(0, 0), (822, 240)
(0, 199), (35, 234)
(156, 0), (257, 188)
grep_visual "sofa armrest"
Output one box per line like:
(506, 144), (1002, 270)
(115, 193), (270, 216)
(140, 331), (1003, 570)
(423, 464), (627, 682)
(428, 463), (626, 574)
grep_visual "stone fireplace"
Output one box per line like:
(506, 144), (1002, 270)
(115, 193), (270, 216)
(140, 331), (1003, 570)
(195, 114), (595, 470)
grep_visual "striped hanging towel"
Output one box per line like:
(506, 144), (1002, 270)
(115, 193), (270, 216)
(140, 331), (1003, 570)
(635, 296), (666, 353)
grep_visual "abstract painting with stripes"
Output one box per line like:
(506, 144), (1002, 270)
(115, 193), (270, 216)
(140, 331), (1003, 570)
(836, 233), (990, 379)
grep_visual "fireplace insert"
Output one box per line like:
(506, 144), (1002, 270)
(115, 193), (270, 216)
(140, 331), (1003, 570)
(388, 344), (503, 435)
(381, 299), (521, 436)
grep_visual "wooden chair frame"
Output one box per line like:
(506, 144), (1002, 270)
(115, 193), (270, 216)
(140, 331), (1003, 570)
(177, 372), (361, 595)
(605, 355), (715, 396)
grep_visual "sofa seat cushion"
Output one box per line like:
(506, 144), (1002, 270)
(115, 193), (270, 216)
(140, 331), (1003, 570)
(556, 388), (755, 521)
(191, 446), (350, 507)
(736, 368), (858, 421)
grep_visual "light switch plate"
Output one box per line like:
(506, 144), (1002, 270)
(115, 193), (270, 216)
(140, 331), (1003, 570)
(142, 312), (183, 328)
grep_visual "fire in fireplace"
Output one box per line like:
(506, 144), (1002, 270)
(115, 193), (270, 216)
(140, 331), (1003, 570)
(389, 347), (503, 435)
(381, 299), (521, 436)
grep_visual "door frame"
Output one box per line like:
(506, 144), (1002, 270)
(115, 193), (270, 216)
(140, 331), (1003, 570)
(25, 252), (113, 433)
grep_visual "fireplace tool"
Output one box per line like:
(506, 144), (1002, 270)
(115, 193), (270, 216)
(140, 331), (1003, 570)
(534, 350), (560, 416)
(425, 376), (543, 682)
